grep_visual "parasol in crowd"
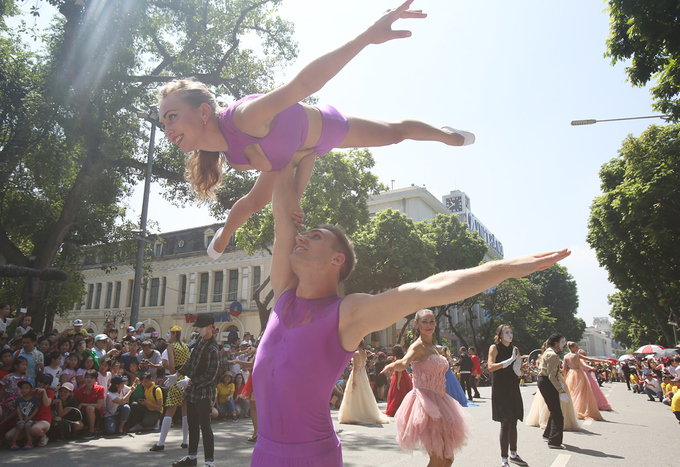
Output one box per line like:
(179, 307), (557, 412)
(618, 354), (634, 362)
(633, 344), (665, 355)
(606, 358), (618, 364)
(654, 348), (680, 358)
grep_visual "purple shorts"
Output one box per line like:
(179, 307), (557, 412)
(251, 432), (343, 467)
(308, 104), (349, 157)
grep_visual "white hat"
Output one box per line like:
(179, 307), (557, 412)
(94, 334), (108, 342)
(73, 319), (83, 326)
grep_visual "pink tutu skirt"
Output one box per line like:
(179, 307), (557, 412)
(395, 387), (472, 460)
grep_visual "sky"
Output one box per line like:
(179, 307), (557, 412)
(13, 1), (663, 330)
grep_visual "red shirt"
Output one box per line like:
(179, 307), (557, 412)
(471, 354), (482, 375)
(74, 383), (105, 415)
(32, 389), (54, 423)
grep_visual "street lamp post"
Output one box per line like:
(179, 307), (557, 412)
(130, 107), (161, 331)
(571, 115), (669, 126)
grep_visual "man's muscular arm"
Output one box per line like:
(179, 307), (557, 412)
(270, 164), (300, 297)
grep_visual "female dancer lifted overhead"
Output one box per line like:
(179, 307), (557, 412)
(158, 0), (474, 259)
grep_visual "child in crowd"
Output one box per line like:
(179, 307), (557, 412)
(0, 348), (13, 380)
(9, 380), (40, 450)
(127, 361), (145, 401)
(60, 354), (79, 386)
(0, 356), (29, 425)
(44, 351), (63, 390)
(15, 315), (32, 338)
(98, 359), (112, 397)
(76, 355), (96, 388)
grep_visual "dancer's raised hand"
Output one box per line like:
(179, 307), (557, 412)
(506, 249), (571, 279)
(361, 0), (427, 45)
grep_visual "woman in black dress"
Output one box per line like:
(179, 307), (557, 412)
(488, 324), (527, 467)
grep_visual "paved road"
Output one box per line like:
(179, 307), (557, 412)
(0, 381), (675, 466)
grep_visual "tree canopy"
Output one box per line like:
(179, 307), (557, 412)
(0, 0), (297, 331)
(587, 123), (680, 346)
(606, 0), (680, 119)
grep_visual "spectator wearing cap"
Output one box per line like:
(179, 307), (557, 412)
(15, 331), (44, 381)
(6, 379), (40, 450)
(50, 382), (84, 439)
(104, 374), (138, 435)
(150, 331), (159, 347)
(68, 319), (89, 338)
(125, 326), (136, 341)
(171, 313), (219, 467)
(128, 372), (163, 432)
(93, 334), (114, 361)
(74, 368), (105, 439)
(140, 340), (163, 379)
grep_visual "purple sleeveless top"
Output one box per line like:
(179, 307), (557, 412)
(218, 94), (308, 171)
(253, 288), (352, 443)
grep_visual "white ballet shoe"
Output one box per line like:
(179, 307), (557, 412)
(207, 228), (224, 260)
(443, 126), (475, 146)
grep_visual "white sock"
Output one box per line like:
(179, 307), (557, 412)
(182, 416), (189, 444)
(157, 416), (172, 446)
(510, 451), (517, 457)
(188, 454), (197, 460)
(502, 457), (508, 463)
(442, 126), (475, 146)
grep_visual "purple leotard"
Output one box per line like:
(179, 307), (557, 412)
(218, 94), (349, 171)
(251, 288), (353, 466)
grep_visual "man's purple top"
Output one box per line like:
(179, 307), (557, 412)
(253, 288), (352, 444)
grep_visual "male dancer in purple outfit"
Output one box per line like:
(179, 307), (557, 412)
(250, 157), (571, 465)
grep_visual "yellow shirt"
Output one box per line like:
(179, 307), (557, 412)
(216, 382), (235, 405)
(630, 374), (639, 385)
(671, 390), (680, 412)
(144, 383), (164, 412)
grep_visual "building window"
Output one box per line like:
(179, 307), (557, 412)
(204, 229), (215, 249)
(105, 282), (112, 309)
(213, 271), (223, 302)
(228, 269), (238, 301)
(127, 279), (134, 307)
(161, 277), (166, 306)
(199, 273), (209, 304)
(94, 283), (102, 309)
(114, 281), (122, 308)
(155, 243), (163, 257)
(253, 266), (261, 296)
(86, 284), (94, 310)
(141, 281), (147, 307)
(149, 278), (160, 307)
(180, 275), (187, 305)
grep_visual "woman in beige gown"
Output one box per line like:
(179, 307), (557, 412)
(338, 339), (389, 425)
(526, 351), (581, 431)
(563, 342), (602, 421)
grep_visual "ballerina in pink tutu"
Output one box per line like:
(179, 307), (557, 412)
(577, 348), (612, 411)
(382, 309), (471, 467)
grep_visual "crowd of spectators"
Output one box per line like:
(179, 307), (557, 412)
(619, 355), (680, 423)
(0, 303), (258, 450)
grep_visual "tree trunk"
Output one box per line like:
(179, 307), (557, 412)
(253, 275), (274, 335)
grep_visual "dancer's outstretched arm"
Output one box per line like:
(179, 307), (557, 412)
(234, 0), (426, 135)
(340, 250), (571, 351)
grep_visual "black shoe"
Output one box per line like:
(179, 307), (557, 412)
(181, 443), (188, 449)
(510, 454), (528, 466)
(150, 444), (164, 451)
(548, 444), (566, 450)
(172, 456), (197, 467)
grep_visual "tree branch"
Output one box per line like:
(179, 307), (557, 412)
(108, 158), (185, 182)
